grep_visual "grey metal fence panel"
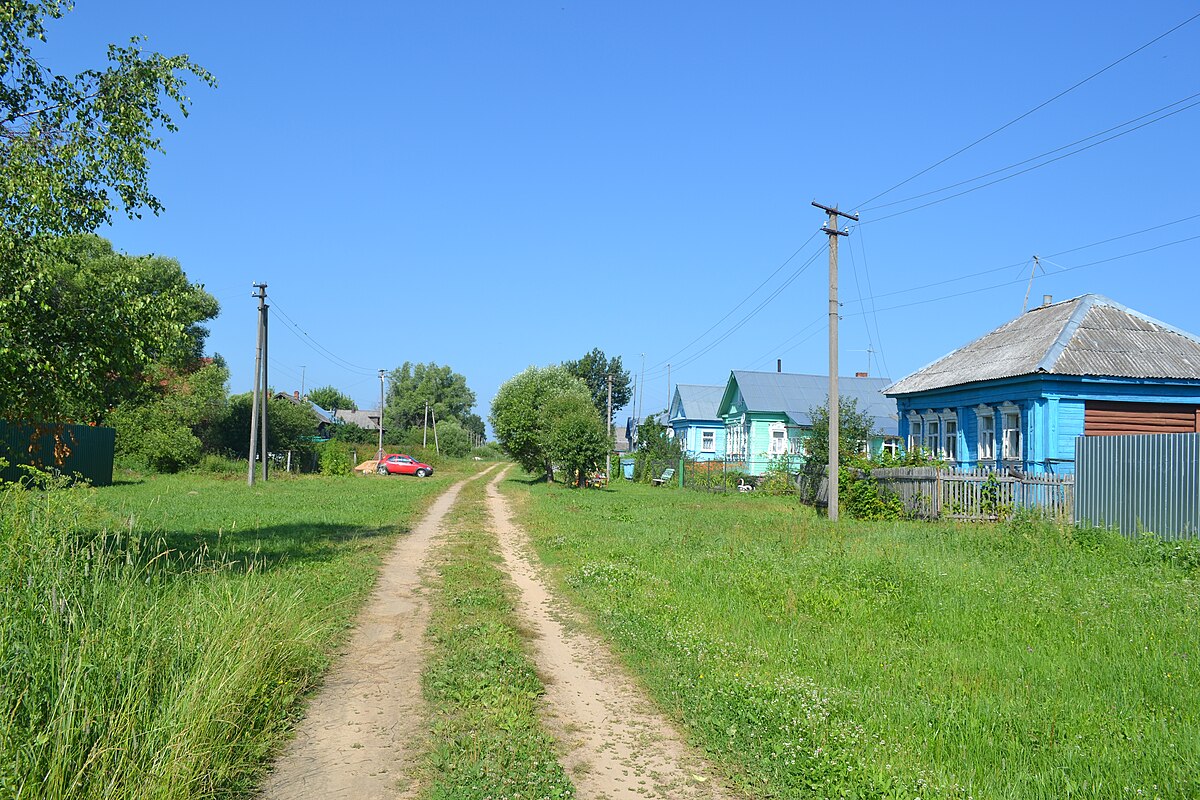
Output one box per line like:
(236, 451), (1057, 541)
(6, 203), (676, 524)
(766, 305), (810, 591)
(1074, 433), (1200, 540)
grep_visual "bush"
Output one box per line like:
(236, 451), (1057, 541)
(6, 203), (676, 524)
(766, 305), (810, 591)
(318, 442), (352, 476)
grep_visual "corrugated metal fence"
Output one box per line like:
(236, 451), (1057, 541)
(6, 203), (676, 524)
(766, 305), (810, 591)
(0, 421), (115, 486)
(1074, 433), (1200, 540)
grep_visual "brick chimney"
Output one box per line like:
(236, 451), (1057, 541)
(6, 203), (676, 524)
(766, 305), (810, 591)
(293, 390), (300, 400)
(777, 359), (782, 373)
(855, 372), (868, 378)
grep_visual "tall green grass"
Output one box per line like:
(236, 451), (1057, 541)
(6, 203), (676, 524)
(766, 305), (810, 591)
(1, 468), (454, 799)
(511, 478), (1200, 799)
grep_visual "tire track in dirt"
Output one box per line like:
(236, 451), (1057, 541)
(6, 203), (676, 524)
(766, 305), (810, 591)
(258, 467), (495, 800)
(485, 468), (735, 800)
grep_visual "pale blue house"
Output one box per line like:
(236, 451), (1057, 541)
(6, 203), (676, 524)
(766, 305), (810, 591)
(668, 384), (726, 461)
(886, 294), (1200, 474)
(717, 370), (900, 476)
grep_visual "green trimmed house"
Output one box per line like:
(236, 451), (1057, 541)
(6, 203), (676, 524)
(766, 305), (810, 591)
(716, 370), (900, 476)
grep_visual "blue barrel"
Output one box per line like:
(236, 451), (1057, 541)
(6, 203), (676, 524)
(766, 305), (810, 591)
(621, 458), (635, 480)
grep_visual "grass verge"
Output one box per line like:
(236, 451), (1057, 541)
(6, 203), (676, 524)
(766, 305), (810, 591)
(1, 467), (455, 799)
(418, 471), (574, 799)
(509, 476), (1199, 800)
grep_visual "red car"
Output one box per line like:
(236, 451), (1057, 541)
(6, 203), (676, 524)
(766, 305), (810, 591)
(376, 453), (434, 477)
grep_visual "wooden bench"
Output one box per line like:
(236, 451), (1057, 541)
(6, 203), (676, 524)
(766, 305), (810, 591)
(651, 467), (675, 487)
(586, 471), (608, 488)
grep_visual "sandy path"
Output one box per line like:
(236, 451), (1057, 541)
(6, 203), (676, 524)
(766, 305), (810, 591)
(485, 469), (733, 800)
(258, 468), (494, 800)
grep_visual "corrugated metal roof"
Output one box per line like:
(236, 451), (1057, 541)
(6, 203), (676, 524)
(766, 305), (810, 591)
(673, 384), (725, 421)
(886, 294), (1200, 396)
(728, 370), (899, 435)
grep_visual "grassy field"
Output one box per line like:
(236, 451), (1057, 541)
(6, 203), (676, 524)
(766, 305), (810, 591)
(0, 466), (461, 799)
(509, 477), (1200, 799)
(418, 471), (574, 799)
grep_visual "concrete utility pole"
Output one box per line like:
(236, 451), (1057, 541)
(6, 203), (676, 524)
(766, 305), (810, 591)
(248, 283), (268, 486)
(423, 401), (429, 448)
(813, 201), (858, 522)
(377, 369), (385, 460)
(260, 300), (269, 483)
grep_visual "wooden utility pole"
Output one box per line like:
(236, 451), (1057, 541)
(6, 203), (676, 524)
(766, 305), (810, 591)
(606, 373), (613, 479)
(248, 284), (267, 486)
(812, 201), (858, 522)
(431, 406), (440, 455)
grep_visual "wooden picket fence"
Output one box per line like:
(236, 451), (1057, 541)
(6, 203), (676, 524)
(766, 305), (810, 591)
(870, 467), (1074, 522)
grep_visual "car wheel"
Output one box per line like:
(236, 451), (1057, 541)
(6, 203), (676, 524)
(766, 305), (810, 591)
(377, 464), (388, 476)
(415, 468), (428, 477)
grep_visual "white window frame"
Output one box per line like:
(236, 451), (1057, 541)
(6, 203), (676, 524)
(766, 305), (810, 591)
(975, 405), (995, 463)
(924, 418), (940, 456)
(907, 412), (923, 453)
(768, 422), (788, 456)
(882, 438), (899, 457)
(700, 429), (716, 453)
(943, 416), (958, 462)
(1000, 403), (1022, 462)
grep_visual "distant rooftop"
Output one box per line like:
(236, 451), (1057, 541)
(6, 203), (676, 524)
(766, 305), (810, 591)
(723, 370), (898, 436)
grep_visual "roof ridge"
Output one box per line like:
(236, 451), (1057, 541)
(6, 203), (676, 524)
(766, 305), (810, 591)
(1035, 294), (1095, 372)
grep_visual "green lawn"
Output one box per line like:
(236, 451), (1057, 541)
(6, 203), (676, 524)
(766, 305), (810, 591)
(509, 477), (1200, 800)
(0, 467), (459, 800)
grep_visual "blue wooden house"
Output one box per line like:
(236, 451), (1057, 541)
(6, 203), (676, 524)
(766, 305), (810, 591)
(717, 370), (900, 475)
(668, 384), (726, 461)
(885, 294), (1200, 474)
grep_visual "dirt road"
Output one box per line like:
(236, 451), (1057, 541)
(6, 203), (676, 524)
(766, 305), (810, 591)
(485, 468), (731, 800)
(258, 466), (733, 799)
(257, 469), (492, 800)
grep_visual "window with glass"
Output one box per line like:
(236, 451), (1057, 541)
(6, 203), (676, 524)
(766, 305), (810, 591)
(769, 423), (787, 455)
(977, 409), (995, 462)
(925, 420), (940, 456)
(909, 419), (923, 452)
(1002, 409), (1021, 461)
(882, 438), (899, 456)
(701, 430), (716, 453)
(944, 419), (958, 462)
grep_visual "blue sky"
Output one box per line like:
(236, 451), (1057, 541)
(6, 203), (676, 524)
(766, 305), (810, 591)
(43, 2), (1200, 425)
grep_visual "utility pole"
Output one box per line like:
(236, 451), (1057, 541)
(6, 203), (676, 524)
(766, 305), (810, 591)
(638, 353), (646, 424)
(431, 406), (440, 455)
(377, 369), (385, 460)
(248, 283), (267, 486)
(606, 373), (613, 479)
(813, 201), (858, 522)
(423, 401), (429, 447)
(260, 299), (269, 483)
(666, 363), (671, 411)
(300, 365), (306, 399)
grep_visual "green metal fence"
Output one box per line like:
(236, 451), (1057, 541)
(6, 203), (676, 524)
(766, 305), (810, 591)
(0, 421), (116, 486)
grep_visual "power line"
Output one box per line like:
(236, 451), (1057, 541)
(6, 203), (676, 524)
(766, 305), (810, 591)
(642, 245), (826, 382)
(860, 95), (1200, 225)
(851, 224), (891, 380)
(269, 298), (378, 376)
(862, 90), (1200, 213)
(847, 211), (1200, 305)
(855, 9), (1200, 210)
(648, 231), (821, 371)
(842, 232), (1200, 316)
